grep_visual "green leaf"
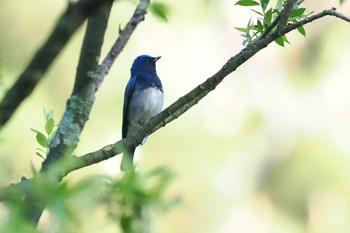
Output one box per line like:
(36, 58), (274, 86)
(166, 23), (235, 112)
(340, 0), (347, 4)
(250, 9), (264, 17)
(283, 35), (290, 44)
(43, 108), (54, 121)
(36, 132), (48, 148)
(260, 0), (269, 10)
(150, 2), (170, 21)
(45, 118), (55, 135)
(36, 152), (45, 159)
(36, 148), (47, 154)
(290, 8), (306, 18)
(264, 8), (273, 25)
(30, 128), (41, 134)
(297, 26), (306, 37)
(257, 19), (264, 32)
(235, 27), (249, 33)
(275, 35), (290, 47)
(251, 9), (264, 16)
(235, 0), (260, 6)
(276, 0), (283, 11)
(274, 36), (285, 47)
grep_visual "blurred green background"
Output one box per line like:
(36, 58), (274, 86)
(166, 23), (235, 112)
(1, 0), (350, 232)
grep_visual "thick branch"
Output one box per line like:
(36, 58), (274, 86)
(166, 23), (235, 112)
(22, 1), (115, 224)
(0, 0), (113, 130)
(277, 0), (298, 31)
(21, 0), (149, 225)
(42, 0), (114, 169)
(73, 1), (114, 95)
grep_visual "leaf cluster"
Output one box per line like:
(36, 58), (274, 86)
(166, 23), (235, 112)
(30, 109), (56, 160)
(0, 165), (177, 232)
(105, 167), (178, 233)
(149, 2), (170, 21)
(235, 0), (310, 46)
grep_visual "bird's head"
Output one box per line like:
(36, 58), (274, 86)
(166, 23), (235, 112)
(131, 55), (161, 74)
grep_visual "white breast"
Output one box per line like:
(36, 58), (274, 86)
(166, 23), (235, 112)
(127, 87), (164, 136)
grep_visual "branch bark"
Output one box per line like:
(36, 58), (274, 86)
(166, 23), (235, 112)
(277, 0), (298, 31)
(42, 0), (115, 170)
(0, 0), (114, 130)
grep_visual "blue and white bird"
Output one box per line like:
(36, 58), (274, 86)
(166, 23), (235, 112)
(121, 55), (164, 171)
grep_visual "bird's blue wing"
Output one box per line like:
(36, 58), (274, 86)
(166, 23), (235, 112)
(122, 76), (137, 138)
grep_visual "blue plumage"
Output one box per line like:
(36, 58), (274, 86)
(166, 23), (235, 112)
(121, 55), (164, 171)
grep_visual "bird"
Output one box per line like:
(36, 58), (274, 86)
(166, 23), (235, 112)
(121, 55), (164, 171)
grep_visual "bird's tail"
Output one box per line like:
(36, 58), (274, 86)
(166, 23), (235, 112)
(120, 147), (135, 171)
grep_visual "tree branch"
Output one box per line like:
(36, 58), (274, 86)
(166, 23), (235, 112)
(42, 0), (114, 170)
(42, 0), (150, 169)
(0, 0), (114, 130)
(277, 0), (298, 32)
(0, 0), (151, 201)
(1, 5), (350, 227)
(60, 8), (350, 175)
(284, 7), (350, 31)
(22, 0), (115, 224)
(20, 0), (151, 225)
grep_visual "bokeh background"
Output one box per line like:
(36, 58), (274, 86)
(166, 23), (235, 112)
(1, 0), (350, 232)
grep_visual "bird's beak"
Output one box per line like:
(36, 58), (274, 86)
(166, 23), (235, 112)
(154, 56), (161, 62)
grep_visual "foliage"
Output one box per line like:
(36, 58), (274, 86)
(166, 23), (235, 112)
(105, 167), (178, 233)
(235, 0), (310, 46)
(149, 2), (170, 21)
(0, 166), (176, 232)
(30, 109), (56, 160)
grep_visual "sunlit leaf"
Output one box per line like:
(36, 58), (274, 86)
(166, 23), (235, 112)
(275, 36), (284, 47)
(30, 128), (41, 134)
(264, 8), (273, 25)
(43, 108), (54, 121)
(251, 9), (264, 16)
(235, 27), (249, 33)
(257, 19), (264, 32)
(150, 2), (170, 21)
(36, 152), (45, 160)
(283, 35), (290, 44)
(297, 26), (306, 37)
(45, 118), (55, 135)
(290, 8), (306, 18)
(260, 0), (270, 10)
(235, 0), (260, 6)
(36, 132), (48, 148)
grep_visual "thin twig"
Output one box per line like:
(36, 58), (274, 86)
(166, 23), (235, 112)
(284, 8), (350, 32)
(94, 0), (150, 91)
